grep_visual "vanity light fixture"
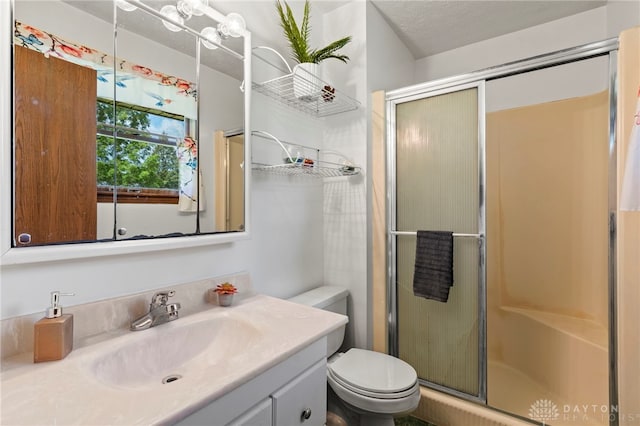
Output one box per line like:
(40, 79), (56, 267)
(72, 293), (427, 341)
(115, 0), (137, 12)
(201, 26), (221, 50)
(177, 0), (209, 18)
(160, 4), (184, 32)
(199, 14), (245, 49)
(120, 0), (246, 43)
(218, 13), (246, 38)
(175, 0), (194, 20)
(163, 0), (210, 31)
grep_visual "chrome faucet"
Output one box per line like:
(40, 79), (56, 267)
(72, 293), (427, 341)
(130, 290), (181, 331)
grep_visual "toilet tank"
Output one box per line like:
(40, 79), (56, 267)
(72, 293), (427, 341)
(288, 286), (348, 357)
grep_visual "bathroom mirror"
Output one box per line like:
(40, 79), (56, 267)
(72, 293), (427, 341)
(11, 0), (247, 247)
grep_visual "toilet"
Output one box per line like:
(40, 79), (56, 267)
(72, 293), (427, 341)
(288, 286), (421, 426)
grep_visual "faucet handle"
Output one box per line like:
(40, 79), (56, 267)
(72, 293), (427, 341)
(151, 290), (175, 305)
(166, 303), (181, 314)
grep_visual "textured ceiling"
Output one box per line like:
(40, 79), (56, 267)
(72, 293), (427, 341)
(370, 0), (607, 59)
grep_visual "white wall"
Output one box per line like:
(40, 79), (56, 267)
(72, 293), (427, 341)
(97, 203), (195, 239)
(366, 3), (415, 92)
(485, 56), (610, 113)
(606, 0), (640, 38)
(249, 90), (326, 300)
(320, 1), (368, 350)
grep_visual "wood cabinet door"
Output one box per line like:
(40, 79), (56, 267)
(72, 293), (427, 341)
(14, 46), (97, 245)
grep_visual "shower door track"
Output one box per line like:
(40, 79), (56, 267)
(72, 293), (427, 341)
(386, 37), (619, 422)
(387, 38), (618, 101)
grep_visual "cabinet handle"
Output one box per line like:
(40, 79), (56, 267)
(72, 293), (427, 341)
(300, 408), (312, 422)
(17, 233), (32, 245)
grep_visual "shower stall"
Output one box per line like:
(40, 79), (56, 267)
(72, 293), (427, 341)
(385, 40), (618, 425)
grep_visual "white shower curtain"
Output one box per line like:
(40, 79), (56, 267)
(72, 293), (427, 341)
(620, 87), (640, 211)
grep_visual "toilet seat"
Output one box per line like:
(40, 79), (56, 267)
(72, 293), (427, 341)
(328, 368), (418, 399)
(327, 349), (421, 416)
(328, 375), (421, 416)
(329, 349), (417, 395)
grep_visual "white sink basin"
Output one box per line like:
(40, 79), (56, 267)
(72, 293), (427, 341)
(90, 315), (263, 388)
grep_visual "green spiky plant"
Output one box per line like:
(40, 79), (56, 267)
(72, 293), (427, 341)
(275, 0), (352, 64)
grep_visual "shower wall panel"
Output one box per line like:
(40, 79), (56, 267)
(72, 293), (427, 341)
(486, 91), (609, 422)
(487, 92), (609, 322)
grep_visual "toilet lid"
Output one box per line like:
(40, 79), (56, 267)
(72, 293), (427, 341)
(328, 349), (417, 395)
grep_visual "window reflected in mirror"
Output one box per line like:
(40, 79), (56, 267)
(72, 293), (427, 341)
(96, 100), (185, 204)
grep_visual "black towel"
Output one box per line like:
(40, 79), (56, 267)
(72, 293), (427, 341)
(413, 230), (454, 302)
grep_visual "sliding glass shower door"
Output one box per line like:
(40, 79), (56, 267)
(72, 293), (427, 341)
(386, 42), (618, 425)
(390, 83), (485, 399)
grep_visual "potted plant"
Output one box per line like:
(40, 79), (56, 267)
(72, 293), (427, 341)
(213, 282), (238, 306)
(275, 0), (351, 100)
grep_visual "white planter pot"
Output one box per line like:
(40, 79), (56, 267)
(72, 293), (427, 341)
(218, 293), (234, 307)
(292, 62), (320, 102)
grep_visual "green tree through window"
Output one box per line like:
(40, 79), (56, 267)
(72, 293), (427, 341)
(96, 100), (181, 190)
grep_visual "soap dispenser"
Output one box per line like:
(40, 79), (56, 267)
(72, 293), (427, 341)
(34, 291), (74, 363)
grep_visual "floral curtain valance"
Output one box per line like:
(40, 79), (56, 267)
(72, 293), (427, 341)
(14, 21), (197, 119)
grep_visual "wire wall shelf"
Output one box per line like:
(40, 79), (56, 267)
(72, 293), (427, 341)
(252, 47), (360, 118)
(251, 130), (361, 179)
(252, 161), (361, 178)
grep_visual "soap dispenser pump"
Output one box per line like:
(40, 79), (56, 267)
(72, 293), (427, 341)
(34, 291), (75, 363)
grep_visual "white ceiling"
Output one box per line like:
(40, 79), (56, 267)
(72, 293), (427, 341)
(370, 0), (607, 59)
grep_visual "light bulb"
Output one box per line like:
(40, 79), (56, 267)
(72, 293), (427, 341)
(176, 0), (193, 20)
(201, 27), (221, 50)
(219, 13), (246, 38)
(115, 0), (137, 12)
(160, 5), (184, 32)
(184, 0), (208, 16)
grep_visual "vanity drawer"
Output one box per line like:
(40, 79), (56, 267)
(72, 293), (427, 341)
(227, 398), (272, 426)
(271, 359), (326, 426)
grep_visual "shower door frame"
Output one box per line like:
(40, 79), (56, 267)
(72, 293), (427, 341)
(386, 81), (487, 403)
(386, 38), (620, 420)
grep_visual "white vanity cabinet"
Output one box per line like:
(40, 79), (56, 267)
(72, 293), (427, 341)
(176, 338), (327, 426)
(227, 398), (272, 426)
(271, 360), (326, 426)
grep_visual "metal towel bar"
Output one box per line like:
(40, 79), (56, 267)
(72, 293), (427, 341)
(390, 231), (482, 238)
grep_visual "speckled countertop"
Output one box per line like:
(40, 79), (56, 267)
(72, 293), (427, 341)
(0, 295), (347, 425)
